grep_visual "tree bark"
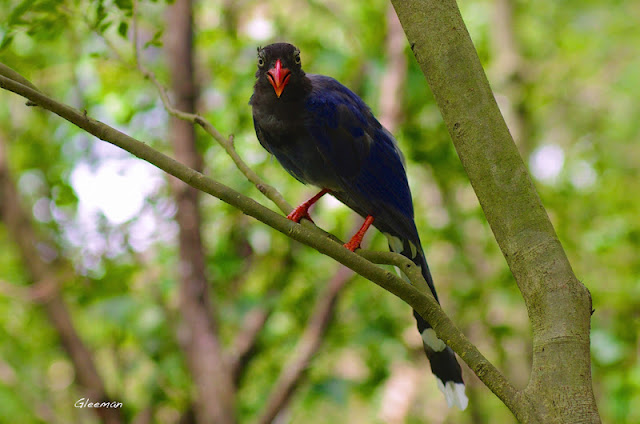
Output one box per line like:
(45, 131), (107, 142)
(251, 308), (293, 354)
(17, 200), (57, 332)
(165, 1), (235, 423)
(379, 2), (408, 133)
(390, 0), (600, 422)
(491, 0), (531, 155)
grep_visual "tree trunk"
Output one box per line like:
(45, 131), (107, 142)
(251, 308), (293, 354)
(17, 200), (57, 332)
(390, 0), (600, 422)
(165, 1), (236, 423)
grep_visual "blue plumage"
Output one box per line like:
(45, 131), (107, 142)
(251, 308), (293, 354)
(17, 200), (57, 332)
(305, 75), (417, 234)
(251, 43), (467, 410)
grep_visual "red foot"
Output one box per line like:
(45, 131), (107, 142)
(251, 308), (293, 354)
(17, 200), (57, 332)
(344, 215), (375, 252)
(287, 206), (314, 223)
(286, 189), (329, 223)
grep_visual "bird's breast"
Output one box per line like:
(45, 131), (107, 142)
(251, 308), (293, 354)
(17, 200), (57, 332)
(253, 101), (346, 190)
(271, 135), (343, 190)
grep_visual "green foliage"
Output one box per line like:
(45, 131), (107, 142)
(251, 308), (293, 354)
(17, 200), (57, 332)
(0, 0), (638, 423)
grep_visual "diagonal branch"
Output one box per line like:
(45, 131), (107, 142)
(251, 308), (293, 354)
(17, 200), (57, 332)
(255, 265), (354, 424)
(228, 307), (270, 383)
(138, 67), (294, 214)
(0, 68), (518, 414)
(82, 2), (291, 217)
(226, 248), (296, 385)
(224, 249), (298, 386)
(130, 32), (291, 216)
(226, 245), (426, 388)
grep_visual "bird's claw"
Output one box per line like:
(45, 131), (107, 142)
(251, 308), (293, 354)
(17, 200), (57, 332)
(287, 207), (314, 224)
(343, 240), (361, 252)
(343, 215), (374, 252)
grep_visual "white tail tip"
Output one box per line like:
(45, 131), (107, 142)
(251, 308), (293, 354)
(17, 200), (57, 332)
(436, 379), (468, 410)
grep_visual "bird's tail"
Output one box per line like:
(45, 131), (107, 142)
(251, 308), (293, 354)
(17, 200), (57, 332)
(385, 233), (468, 410)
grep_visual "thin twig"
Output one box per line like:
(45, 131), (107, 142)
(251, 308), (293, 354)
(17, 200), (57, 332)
(128, 7), (291, 215)
(132, 0), (140, 67)
(141, 67), (292, 214)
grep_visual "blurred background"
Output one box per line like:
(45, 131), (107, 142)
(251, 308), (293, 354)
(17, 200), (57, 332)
(0, 0), (638, 423)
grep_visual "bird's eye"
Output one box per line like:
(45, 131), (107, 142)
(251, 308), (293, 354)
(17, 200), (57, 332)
(294, 53), (301, 65)
(257, 57), (265, 67)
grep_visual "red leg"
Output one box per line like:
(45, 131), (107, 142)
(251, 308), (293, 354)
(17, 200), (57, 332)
(287, 188), (329, 223)
(344, 215), (375, 252)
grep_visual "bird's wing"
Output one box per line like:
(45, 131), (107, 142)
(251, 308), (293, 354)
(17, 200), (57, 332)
(305, 75), (416, 238)
(252, 116), (272, 154)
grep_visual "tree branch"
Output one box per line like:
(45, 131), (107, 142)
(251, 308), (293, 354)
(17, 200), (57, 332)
(131, 38), (291, 217)
(255, 265), (354, 424)
(228, 307), (270, 382)
(227, 249), (297, 386)
(0, 68), (516, 417)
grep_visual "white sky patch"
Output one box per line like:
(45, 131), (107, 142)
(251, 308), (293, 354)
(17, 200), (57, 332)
(324, 194), (343, 211)
(33, 198), (52, 223)
(248, 227), (272, 254)
(129, 208), (164, 252)
(530, 144), (565, 183)
(426, 206), (450, 229)
(71, 159), (162, 224)
(65, 157), (169, 272)
(570, 160), (597, 190)
(18, 169), (46, 197)
(245, 15), (274, 41)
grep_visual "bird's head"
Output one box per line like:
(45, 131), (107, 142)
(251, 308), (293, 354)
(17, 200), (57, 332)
(255, 43), (305, 99)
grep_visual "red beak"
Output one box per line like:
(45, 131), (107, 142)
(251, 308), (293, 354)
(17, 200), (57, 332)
(267, 59), (291, 98)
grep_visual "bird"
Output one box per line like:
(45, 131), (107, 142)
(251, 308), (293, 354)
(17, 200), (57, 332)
(250, 42), (467, 410)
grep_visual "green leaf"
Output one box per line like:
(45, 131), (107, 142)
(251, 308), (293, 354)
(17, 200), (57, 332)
(118, 21), (129, 39)
(99, 20), (113, 33)
(94, 0), (106, 27)
(0, 33), (14, 51)
(7, 0), (36, 26)
(114, 0), (133, 13)
(144, 29), (164, 48)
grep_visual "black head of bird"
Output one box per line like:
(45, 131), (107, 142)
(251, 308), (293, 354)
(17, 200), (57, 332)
(255, 43), (308, 99)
